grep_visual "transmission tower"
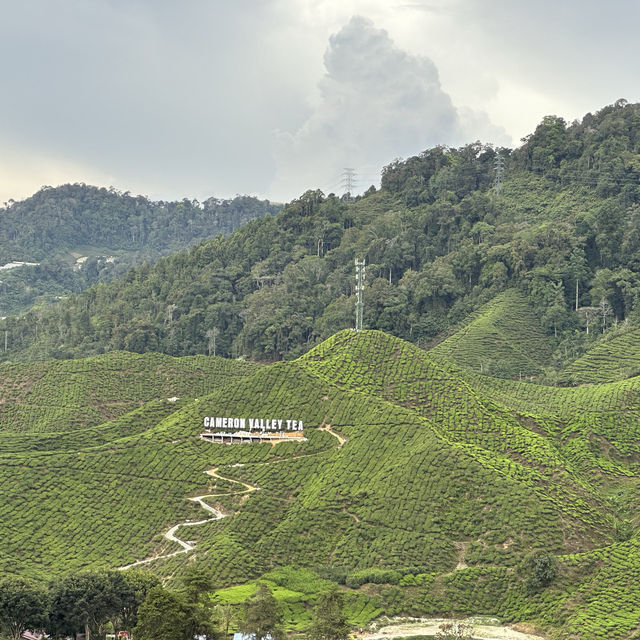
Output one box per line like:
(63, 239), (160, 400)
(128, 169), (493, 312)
(355, 258), (365, 331)
(341, 168), (357, 201)
(494, 153), (505, 194)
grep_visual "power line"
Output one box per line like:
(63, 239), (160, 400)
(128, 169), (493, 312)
(341, 168), (357, 201)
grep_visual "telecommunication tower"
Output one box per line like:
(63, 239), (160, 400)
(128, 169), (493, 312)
(355, 258), (365, 331)
(494, 153), (505, 194)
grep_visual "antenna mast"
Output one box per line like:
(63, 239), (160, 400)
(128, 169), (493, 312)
(494, 153), (505, 194)
(355, 258), (365, 331)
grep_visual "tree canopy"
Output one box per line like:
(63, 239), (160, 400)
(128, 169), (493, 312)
(2, 100), (640, 377)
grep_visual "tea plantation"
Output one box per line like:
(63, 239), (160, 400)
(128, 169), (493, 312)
(560, 323), (640, 384)
(429, 290), (553, 379)
(5, 328), (640, 638)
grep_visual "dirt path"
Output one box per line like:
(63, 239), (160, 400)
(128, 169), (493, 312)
(119, 467), (255, 570)
(318, 424), (347, 446)
(119, 424), (346, 571)
(205, 467), (260, 493)
(120, 429), (341, 570)
(360, 619), (545, 640)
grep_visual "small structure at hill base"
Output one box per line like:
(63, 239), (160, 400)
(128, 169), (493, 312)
(200, 430), (307, 444)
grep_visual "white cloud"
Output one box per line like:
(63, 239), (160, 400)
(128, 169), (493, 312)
(0, 145), (115, 206)
(270, 15), (507, 200)
(0, 0), (637, 204)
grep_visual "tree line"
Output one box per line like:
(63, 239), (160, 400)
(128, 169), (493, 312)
(2, 100), (640, 375)
(0, 568), (352, 640)
(0, 185), (281, 316)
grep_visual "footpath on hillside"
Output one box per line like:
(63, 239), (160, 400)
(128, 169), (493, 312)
(120, 424), (346, 569)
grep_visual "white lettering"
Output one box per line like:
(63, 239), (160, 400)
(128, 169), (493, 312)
(204, 417), (305, 431)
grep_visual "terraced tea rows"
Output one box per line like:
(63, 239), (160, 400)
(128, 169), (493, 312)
(6, 329), (640, 639)
(0, 350), (257, 432)
(560, 324), (640, 384)
(429, 290), (552, 378)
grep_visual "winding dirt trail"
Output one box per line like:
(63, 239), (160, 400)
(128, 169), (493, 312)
(120, 425), (347, 570)
(119, 466), (257, 570)
(318, 423), (347, 447)
(119, 431), (544, 638)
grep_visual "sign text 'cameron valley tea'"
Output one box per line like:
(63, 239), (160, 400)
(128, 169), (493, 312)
(202, 417), (304, 431)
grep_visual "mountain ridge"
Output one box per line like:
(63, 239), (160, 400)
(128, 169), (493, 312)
(3, 100), (640, 372)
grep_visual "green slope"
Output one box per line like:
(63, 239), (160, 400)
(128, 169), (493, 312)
(429, 289), (553, 378)
(7, 330), (640, 638)
(0, 350), (257, 433)
(560, 324), (640, 384)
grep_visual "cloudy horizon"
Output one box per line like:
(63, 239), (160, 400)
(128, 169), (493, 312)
(1, 0), (638, 205)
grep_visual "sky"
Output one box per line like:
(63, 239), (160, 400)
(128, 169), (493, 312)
(1, 0), (638, 205)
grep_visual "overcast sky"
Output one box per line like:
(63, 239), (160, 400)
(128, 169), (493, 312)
(1, 0), (638, 205)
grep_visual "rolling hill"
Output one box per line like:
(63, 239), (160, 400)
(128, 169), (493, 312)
(5, 327), (640, 638)
(560, 323), (640, 384)
(428, 289), (553, 378)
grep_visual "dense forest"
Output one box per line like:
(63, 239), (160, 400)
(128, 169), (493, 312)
(0, 185), (281, 315)
(2, 99), (640, 373)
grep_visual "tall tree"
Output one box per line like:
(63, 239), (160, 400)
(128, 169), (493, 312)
(308, 588), (350, 640)
(0, 576), (48, 640)
(48, 571), (125, 640)
(242, 583), (283, 640)
(117, 570), (161, 632)
(134, 585), (215, 640)
(567, 247), (590, 311)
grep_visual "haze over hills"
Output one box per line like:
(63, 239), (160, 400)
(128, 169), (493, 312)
(0, 184), (281, 315)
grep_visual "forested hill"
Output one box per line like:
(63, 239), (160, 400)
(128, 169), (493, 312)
(0, 184), (281, 315)
(2, 99), (640, 370)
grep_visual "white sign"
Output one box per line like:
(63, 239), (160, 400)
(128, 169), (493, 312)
(203, 417), (304, 431)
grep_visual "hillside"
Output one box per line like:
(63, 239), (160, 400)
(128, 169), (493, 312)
(5, 329), (640, 638)
(559, 323), (640, 384)
(0, 184), (281, 315)
(428, 289), (553, 378)
(2, 100), (640, 368)
(0, 350), (257, 433)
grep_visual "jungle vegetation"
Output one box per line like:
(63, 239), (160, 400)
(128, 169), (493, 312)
(0, 185), (281, 316)
(2, 100), (640, 372)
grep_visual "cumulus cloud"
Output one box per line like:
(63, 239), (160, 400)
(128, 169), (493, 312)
(270, 15), (507, 200)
